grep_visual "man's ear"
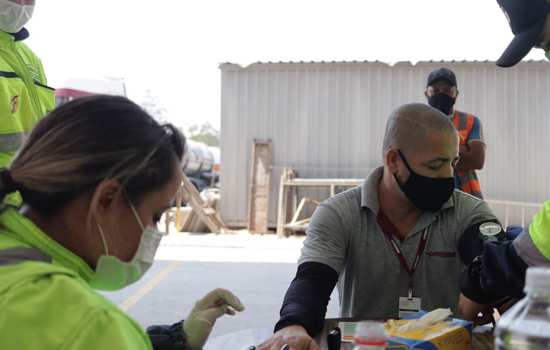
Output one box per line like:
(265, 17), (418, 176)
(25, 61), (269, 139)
(89, 179), (124, 226)
(385, 149), (400, 174)
(424, 89), (429, 99)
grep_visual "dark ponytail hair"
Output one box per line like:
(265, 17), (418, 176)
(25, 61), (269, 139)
(0, 95), (185, 215)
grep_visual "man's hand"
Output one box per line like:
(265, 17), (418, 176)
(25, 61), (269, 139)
(455, 141), (485, 171)
(458, 293), (519, 326)
(256, 325), (320, 350)
(458, 293), (494, 325)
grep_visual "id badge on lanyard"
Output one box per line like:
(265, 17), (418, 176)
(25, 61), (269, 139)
(398, 235), (426, 319)
(399, 288), (422, 319)
(378, 211), (429, 319)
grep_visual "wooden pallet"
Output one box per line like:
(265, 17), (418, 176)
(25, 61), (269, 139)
(182, 173), (225, 233)
(276, 168), (363, 237)
(164, 173), (226, 234)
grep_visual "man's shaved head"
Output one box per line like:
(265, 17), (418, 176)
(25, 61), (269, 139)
(383, 103), (457, 154)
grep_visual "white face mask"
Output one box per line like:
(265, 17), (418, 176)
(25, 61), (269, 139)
(0, 0), (34, 33)
(89, 201), (166, 291)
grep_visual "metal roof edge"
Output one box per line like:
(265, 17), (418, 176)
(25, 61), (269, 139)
(220, 60), (549, 70)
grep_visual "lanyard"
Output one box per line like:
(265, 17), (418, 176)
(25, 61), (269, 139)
(377, 211), (429, 298)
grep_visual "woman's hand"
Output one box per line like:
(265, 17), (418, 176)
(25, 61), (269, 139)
(183, 288), (245, 350)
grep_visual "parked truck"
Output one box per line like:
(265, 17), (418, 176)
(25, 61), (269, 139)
(182, 140), (220, 191)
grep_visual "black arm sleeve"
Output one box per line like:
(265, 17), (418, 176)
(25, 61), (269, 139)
(459, 241), (528, 304)
(146, 321), (189, 350)
(274, 262), (338, 337)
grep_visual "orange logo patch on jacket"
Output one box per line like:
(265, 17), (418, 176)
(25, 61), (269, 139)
(10, 95), (19, 114)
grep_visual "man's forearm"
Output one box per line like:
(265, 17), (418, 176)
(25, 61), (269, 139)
(275, 262), (338, 336)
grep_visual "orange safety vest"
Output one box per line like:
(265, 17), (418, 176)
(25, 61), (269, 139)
(452, 111), (483, 199)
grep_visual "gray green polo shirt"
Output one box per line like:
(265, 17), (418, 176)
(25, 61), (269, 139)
(299, 167), (497, 319)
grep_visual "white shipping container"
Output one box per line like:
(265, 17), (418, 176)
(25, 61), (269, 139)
(220, 61), (550, 229)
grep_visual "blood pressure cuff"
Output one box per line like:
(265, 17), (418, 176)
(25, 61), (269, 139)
(459, 240), (528, 304)
(458, 220), (506, 265)
(147, 320), (189, 350)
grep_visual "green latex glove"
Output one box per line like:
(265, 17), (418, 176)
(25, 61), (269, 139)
(183, 288), (245, 349)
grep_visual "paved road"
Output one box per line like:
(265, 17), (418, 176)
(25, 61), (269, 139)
(102, 233), (340, 340)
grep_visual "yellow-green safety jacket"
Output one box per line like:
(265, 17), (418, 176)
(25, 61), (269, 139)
(0, 207), (153, 349)
(527, 201), (550, 261)
(0, 28), (55, 169)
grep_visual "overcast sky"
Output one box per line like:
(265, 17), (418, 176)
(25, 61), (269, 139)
(26, 0), (546, 130)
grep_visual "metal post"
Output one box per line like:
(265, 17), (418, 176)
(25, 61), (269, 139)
(504, 205), (510, 229)
(276, 168), (289, 237)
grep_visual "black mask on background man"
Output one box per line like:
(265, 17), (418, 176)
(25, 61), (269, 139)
(428, 93), (456, 115)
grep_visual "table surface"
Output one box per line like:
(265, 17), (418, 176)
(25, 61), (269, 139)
(205, 319), (495, 350)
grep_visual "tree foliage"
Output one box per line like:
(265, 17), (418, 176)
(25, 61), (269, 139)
(140, 90), (168, 123)
(187, 122), (220, 147)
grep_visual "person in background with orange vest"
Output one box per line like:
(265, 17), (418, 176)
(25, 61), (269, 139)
(425, 68), (486, 199)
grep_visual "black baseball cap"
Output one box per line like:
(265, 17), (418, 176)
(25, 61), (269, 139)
(426, 68), (457, 88)
(496, 0), (550, 67)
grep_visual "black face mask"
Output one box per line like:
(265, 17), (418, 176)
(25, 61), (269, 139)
(394, 150), (455, 212)
(427, 93), (456, 115)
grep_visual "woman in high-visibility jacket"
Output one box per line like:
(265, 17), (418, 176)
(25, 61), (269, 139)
(0, 95), (244, 350)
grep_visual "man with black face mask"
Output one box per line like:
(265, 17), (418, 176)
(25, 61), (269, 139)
(256, 103), (503, 350)
(425, 68), (486, 199)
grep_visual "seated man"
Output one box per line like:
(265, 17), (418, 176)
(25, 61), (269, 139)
(258, 103), (503, 350)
